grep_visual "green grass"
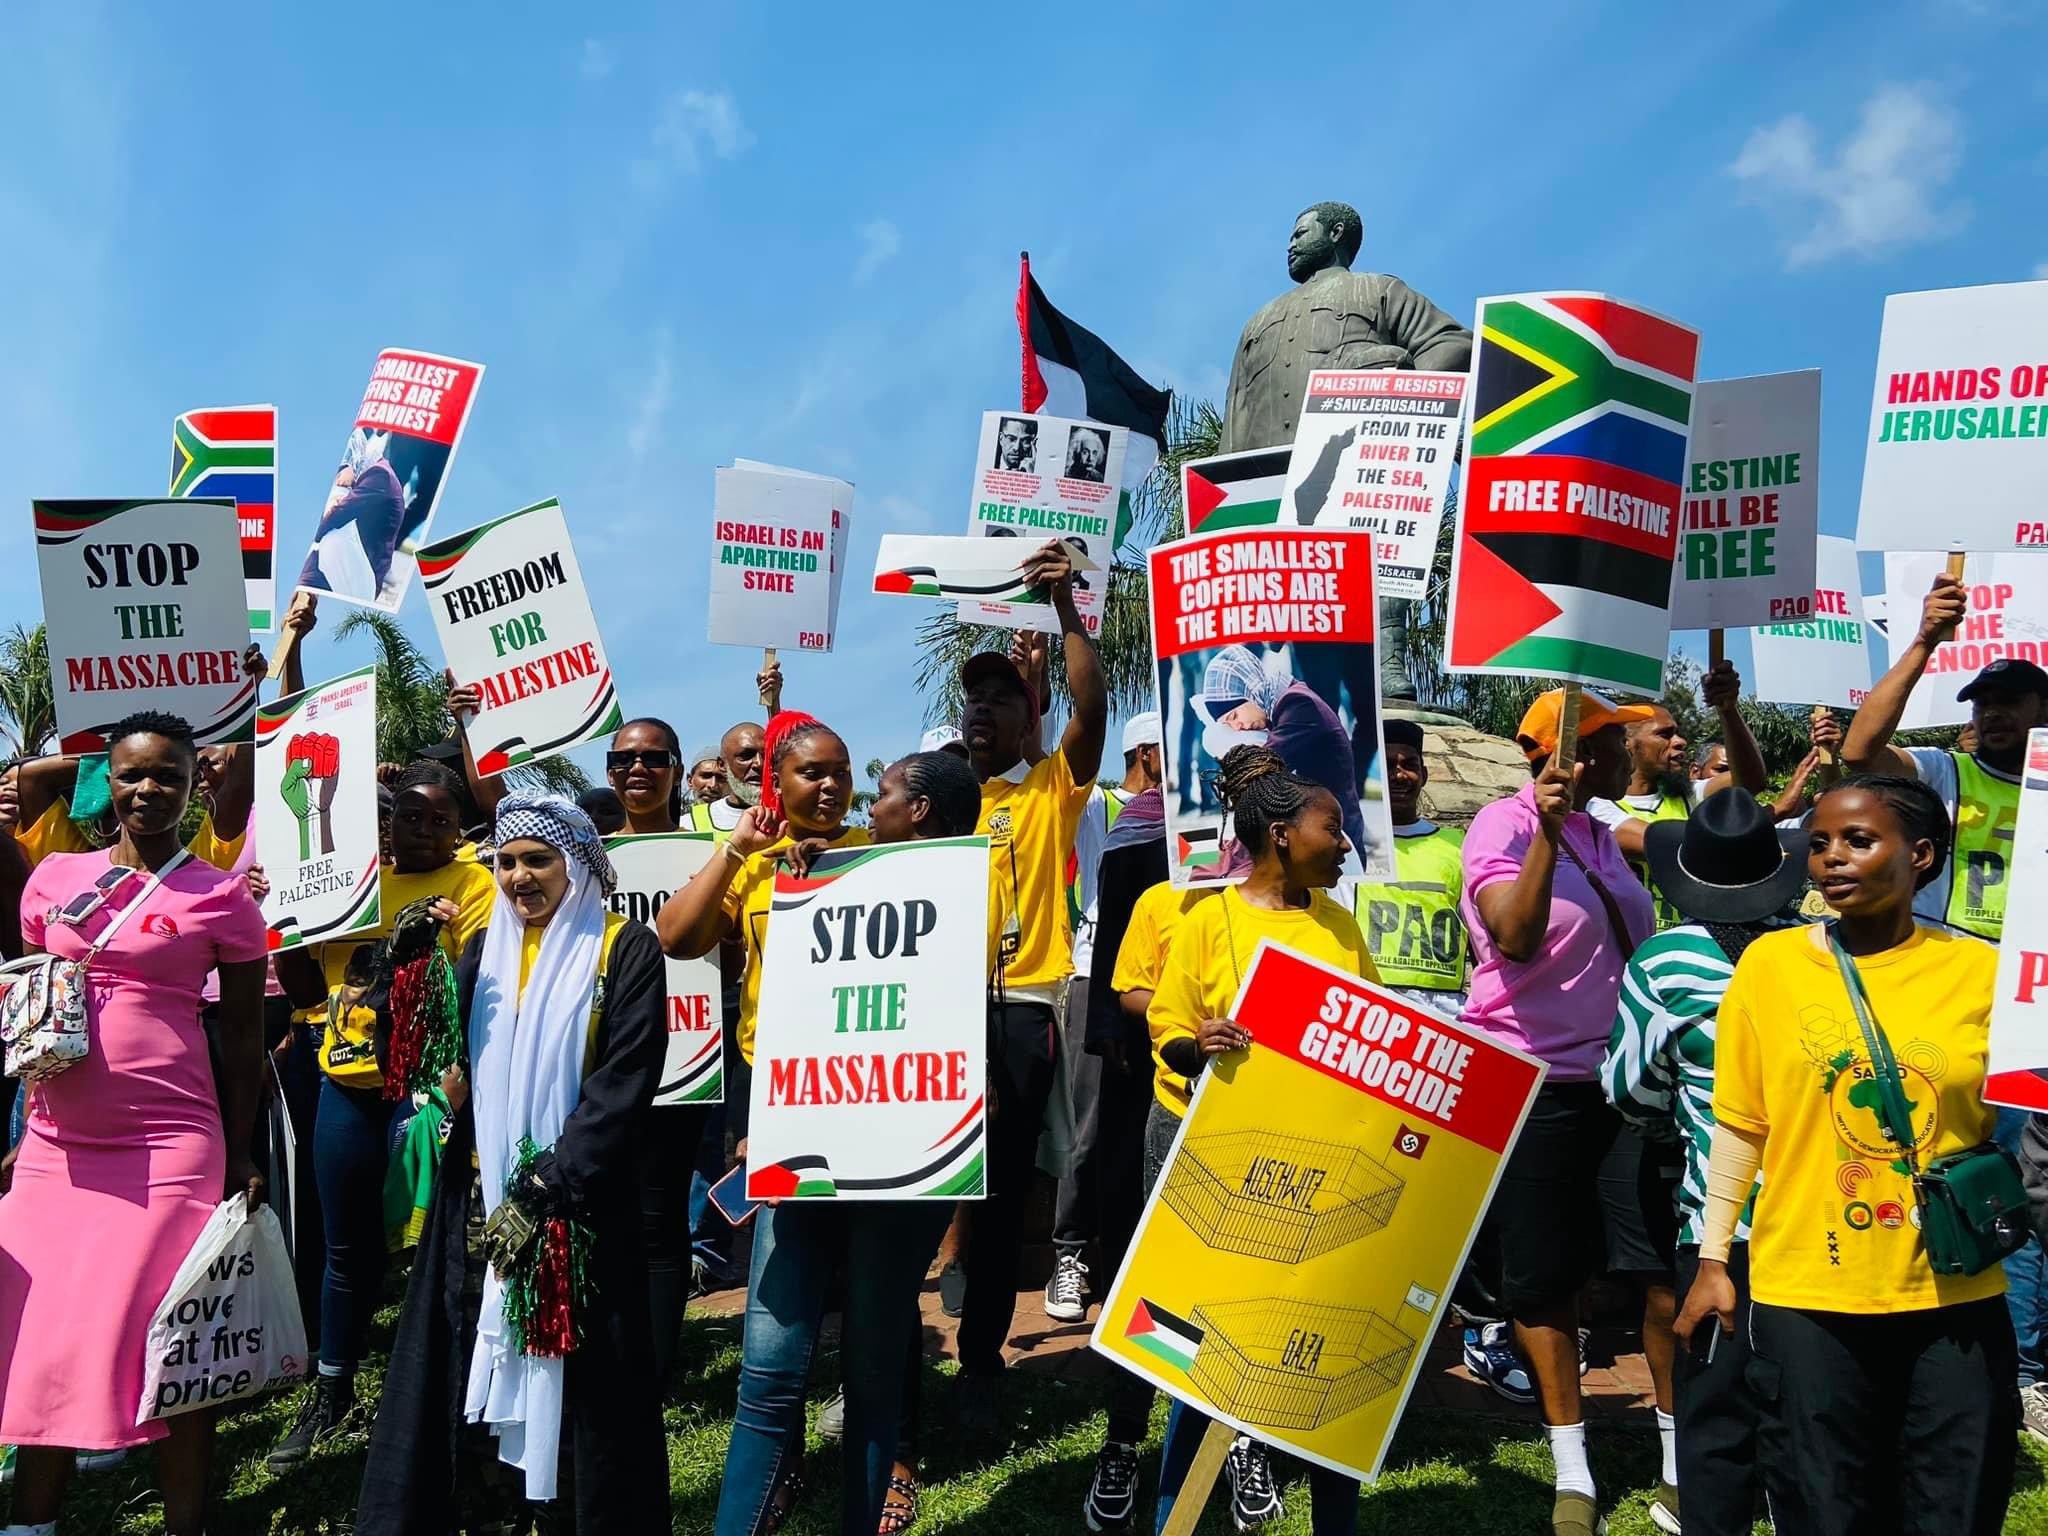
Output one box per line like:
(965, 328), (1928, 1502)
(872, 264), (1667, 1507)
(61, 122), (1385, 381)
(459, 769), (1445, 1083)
(32, 1310), (2048, 1533)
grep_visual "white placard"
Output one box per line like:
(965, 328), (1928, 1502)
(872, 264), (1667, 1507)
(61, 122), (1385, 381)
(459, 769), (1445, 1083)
(605, 834), (724, 1106)
(1882, 550), (2048, 729)
(733, 459), (853, 630)
(873, 533), (1097, 608)
(960, 410), (1126, 636)
(1988, 729), (2048, 1110)
(255, 667), (382, 950)
(1750, 535), (1872, 709)
(1670, 370), (1821, 630)
(1282, 370), (1466, 600)
(708, 466), (840, 652)
(746, 837), (990, 1201)
(35, 498), (256, 750)
(1856, 282), (2048, 555)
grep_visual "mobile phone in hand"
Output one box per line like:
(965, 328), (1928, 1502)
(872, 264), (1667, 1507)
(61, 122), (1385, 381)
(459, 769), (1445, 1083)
(707, 1162), (759, 1227)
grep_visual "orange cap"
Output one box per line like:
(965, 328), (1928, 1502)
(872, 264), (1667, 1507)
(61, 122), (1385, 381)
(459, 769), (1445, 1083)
(1514, 688), (1659, 762)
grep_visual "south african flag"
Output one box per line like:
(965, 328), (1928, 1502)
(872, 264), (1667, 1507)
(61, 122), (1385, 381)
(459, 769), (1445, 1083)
(171, 405), (277, 631)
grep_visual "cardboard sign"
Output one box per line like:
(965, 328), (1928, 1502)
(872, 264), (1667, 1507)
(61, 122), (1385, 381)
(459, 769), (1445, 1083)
(1092, 942), (1545, 1481)
(1881, 551), (2048, 730)
(171, 405), (277, 632)
(605, 834), (724, 1106)
(35, 498), (257, 751)
(1750, 535), (1873, 710)
(708, 465), (840, 652)
(1856, 281), (2048, 555)
(733, 459), (853, 628)
(960, 410), (1127, 637)
(1670, 371), (1821, 630)
(873, 533), (1097, 608)
(1987, 729), (2048, 1110)
(292, 347), (484, 612)
(746, 837), (990, 1200)
(1445, 292), (1699, 696)
(255, 668), (381, 950)
(1283, 371), (1466, 600)
(418, 498), (620, 775)
(1149, 528), (1395, 885)
(1184, 448), (1291, 535)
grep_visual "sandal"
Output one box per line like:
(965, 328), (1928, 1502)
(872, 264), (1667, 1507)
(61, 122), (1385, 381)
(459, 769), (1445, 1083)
(762, 1460), (807, 1536)
(878, 1468), (920, 1535)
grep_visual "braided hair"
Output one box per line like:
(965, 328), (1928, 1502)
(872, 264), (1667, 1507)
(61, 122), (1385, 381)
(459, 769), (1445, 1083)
(895, 750), (981, 838)
(395, 759), (465, 801)
(1214, 744), (1324, 860)
(105, 709), (197, 766)
(1817, 772), (1954, 891)
(613, 716), (685, 828)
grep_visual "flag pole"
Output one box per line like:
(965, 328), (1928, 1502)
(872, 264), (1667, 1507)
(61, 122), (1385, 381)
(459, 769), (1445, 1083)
(759, 648), (780, 713)
(1158, 1420), (1236, 1536)
(1555, 682), (1585, 768)
(1707, 628), (1725, 670)
(1946, 551), (1967, 581)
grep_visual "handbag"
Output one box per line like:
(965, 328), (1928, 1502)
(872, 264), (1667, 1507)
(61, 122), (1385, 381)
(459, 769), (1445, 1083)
(0, 850), (191, 1083)
(1827, 926), (2031, 1276)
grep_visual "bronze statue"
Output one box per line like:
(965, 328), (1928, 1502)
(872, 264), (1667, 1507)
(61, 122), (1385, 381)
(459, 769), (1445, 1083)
(1219, 201), (1471, 700)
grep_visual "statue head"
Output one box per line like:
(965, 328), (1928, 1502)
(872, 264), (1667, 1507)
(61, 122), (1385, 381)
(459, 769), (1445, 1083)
(1287, 202), (1362, 282)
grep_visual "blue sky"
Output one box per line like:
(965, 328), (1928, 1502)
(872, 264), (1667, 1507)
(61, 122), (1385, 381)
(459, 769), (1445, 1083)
(3, 0), (2044, 781)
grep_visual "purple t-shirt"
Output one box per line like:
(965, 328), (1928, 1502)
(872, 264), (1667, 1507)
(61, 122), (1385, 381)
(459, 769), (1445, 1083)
(1458, 783), (1655, 1082)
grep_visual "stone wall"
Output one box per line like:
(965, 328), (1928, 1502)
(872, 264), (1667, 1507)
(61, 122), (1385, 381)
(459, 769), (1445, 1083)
(1415, 724), (1529, 828)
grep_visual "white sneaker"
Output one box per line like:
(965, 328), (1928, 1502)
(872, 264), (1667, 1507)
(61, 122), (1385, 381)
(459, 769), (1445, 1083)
(1045, 1251), (1091, 1322)
(1083, 1439), (1140, 1531)
(1225, 1434), (1285, 1531)
(2022, 1381), (2048, 1446)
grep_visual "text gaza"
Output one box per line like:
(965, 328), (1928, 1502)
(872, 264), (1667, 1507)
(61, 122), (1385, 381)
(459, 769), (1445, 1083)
(1299, 985), (1473, 1122)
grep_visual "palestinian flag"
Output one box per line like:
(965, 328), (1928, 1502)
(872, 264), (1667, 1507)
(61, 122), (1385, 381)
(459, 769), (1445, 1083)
(171, 405), (277, 631)
(1175, 824), (1220, 877)
(1446, 293), (1699, 696)
(1125, 1297), (1204, 1372)
(1182, 447), (1289, 534)
(1019, 253), (1172, 548)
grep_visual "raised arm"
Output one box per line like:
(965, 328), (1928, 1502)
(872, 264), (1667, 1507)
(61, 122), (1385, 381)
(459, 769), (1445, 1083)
(1471, 764), (1574, 963)
(1843, 575), (1964, 777)
(656, 808), (778, 958)
(1021, 541), (1107, 784)
(443, 670), (505, 821)
(1700, 661), (1767, 796)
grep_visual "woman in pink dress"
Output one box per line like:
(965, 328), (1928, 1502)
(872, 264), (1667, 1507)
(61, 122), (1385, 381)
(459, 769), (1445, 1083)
(0, 711), (269, 1536)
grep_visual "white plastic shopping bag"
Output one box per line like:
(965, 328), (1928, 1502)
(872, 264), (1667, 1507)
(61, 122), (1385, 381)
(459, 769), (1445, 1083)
(136, 1197), (309, 1424)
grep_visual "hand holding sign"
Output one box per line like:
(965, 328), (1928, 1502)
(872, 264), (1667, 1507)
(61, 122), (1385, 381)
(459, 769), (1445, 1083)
(1918, 574), (1969, 648)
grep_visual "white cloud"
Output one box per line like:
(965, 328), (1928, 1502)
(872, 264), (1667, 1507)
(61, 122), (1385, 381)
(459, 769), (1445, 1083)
(1729, 83), (1966, 268)
(645, 88), (753, 179)
(852, 218), (901, 283)
(579, 40), (614, 80)
(626, 329), (673, 461)
(2034, 262), (2048, 279)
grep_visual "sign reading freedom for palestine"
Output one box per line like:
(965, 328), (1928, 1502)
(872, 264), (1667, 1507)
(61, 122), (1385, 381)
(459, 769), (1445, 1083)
(419, 498), (621, 775)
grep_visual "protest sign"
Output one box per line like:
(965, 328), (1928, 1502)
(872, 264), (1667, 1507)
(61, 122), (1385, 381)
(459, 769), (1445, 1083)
(746, 837), (990, 1200)
(171, 405), (277, 632)
(35, 498), (256, 750)
(1987, 729), (2048, 1111)
(1669, 371), (1820, 630)
(873, 533), (1097, 608)
(960, 410), (1126, 637)
(1750, 535), (1872, 710)
(733, 459), (853, 624)
(1283, 371), (1466, 600)
(1445, 292), (1699, 696)
(1149, 528), (1394, 885)
(255, 667), (381, 951)
(418, 498), (620, 775)
(1093, 942), (1544, 1480)
(1881, 550), (2048, 730)
(292, 347), (483, 613)
(605, 833), (724, 1105)
(707, 465), (840, 653)
(1184, 448), (1291, 535)
(1856, 281), (2048, 555)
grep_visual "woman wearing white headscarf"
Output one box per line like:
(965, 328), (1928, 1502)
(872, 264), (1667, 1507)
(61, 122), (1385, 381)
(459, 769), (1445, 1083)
(357, 794), (670, 1535)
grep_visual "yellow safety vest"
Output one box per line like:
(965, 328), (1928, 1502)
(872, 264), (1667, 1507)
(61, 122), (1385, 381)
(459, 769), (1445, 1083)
(1947, 752), (2017, 940)
(688, 802), (733, 843)
(1353, 825), (1468, 991)
(1622, 794), (1693, 932)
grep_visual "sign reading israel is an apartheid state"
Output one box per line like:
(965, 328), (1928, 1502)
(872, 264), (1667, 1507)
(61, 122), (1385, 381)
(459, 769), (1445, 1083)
(1445, 292), (1700, 696)
(606, 833), (725, 1106)
(419, 498), (621, 775)
(960, 410), (1127, 637)
(172, 405), (278, 632)
(707, 464), (841, 653)
(1093, 942), (1545, 1481)
(35, 498), (257, 750)
(746, 837), (990, 1201)
(255, 667), (381, 950)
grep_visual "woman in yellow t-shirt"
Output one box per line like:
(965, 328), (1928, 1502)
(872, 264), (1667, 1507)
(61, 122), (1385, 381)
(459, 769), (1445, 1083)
(1677, 774), (2014, 1536)
(1143, 746), (1378, 1535)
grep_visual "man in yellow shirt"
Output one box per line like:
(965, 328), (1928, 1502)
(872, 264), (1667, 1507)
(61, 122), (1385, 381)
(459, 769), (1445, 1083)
(957, 540), (1107, 1419)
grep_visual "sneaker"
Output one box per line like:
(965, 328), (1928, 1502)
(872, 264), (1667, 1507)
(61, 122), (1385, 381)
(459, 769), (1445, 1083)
(266, 1371), (354, 1468)
(1224, 1434), (1285, 1530)
(1552, 1490), (1606, 1535)
(74, 1447), (130, 1473)
(1649, 1479), (1680, 1533)
(939, 1259), (967, 1319)
(1082, 1440), (1140, 1532)
(1579, 1326), (1592, 1379)
(1045, 1252), (1091, 1323)
(1462, 1321), (1536, 1405)
(2023, 1382), (2048, 1446)
(816, 1387), (845, 1444)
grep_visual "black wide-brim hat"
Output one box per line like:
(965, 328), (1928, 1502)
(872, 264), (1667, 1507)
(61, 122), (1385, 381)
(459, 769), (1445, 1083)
(1643, 787), (1808, 926)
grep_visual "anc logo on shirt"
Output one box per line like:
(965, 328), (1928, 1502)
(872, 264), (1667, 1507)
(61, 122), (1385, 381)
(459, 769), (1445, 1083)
(986, 807), (1014, 844)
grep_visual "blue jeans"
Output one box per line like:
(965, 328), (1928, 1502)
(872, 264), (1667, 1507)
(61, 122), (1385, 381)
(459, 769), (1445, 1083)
(1996, 1109), (2046, 1386)
(714, 1199), (949, 1536)
(688, 1104), (734, 1277)
(1154, 1397), (1358, 1535)
(314, 1077), (395, 1371)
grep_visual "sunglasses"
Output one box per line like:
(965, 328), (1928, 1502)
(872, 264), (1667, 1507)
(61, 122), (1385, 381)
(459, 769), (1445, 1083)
(607, 749), (675, 773)
(51, 864), (142, 927)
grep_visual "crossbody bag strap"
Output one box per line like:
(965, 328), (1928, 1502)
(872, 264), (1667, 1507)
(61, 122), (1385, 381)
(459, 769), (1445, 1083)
(1556, 833), (1638, 964)
(83, 849), (193, 963)
(1826, 925), (1920, 1172)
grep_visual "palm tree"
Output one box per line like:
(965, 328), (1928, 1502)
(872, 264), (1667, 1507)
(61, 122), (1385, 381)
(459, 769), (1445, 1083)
(331, 611), (590, 795)
(0, 623), (55, 760)
(914, 396), (1223, 729)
